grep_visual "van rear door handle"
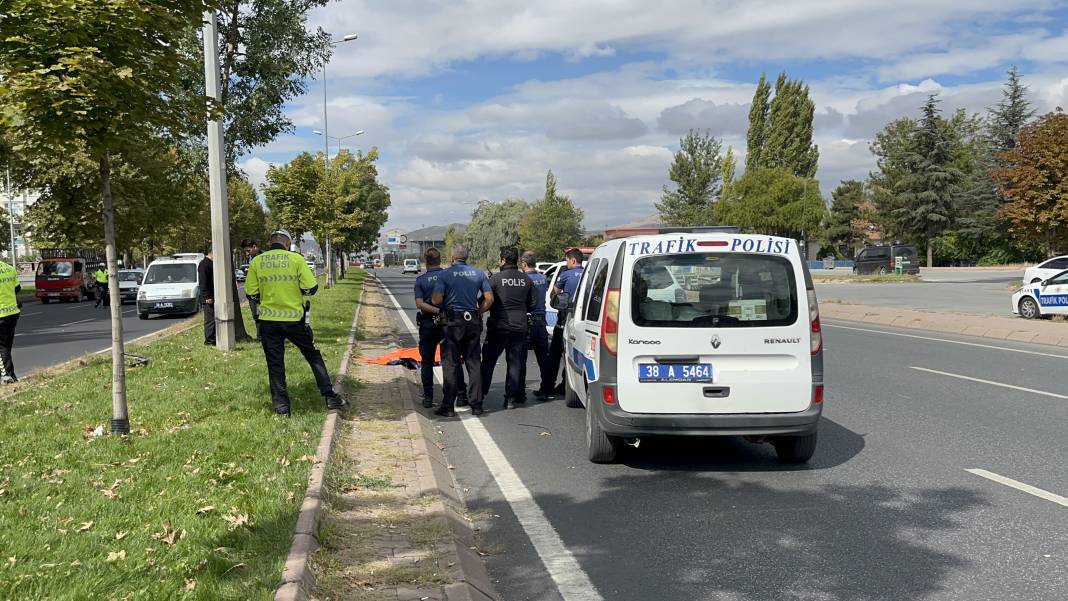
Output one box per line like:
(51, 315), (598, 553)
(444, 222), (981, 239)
(703, 386), (730, 398)
(567, 334), (577, 342)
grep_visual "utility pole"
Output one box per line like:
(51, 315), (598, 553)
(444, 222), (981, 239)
(5, 166), (15, 268)
(322, 59), (335, 287)
(203, 11), (237, 351)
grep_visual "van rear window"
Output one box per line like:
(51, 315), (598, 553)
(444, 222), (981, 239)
(631, 253), (797, 328)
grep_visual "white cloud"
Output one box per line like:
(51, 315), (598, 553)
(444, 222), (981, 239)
(238, 157), (275, 194)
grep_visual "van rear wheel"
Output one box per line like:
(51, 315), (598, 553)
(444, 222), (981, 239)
(586, 402), (619, 463)
(773, 431), (818, 463)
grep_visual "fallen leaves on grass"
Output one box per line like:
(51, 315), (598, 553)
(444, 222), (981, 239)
(106, 550), (126, 562)
(277, 456), (291, 467)
(298, 454), (317, 463)
(76, 521), (93, 533)
(223, 507), (251, 531)
(195, 505), (216, 516)
(184, 578), (196, 591)
(152, 523), (186, 546)
(115, 531), (128, 541)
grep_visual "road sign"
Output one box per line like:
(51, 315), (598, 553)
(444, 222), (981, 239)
(386, 235), (400, 245)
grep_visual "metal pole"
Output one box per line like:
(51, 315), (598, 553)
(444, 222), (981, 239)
(5, 166), (15, 268)
(322, 61), (336, 287)
(203, 11), (237, 351)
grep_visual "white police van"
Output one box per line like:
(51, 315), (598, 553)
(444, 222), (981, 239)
(137, 254), (205, 320)
(554, 228), (824, 463)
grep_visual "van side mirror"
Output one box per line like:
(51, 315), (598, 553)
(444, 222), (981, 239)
(550, 292), (570, 311)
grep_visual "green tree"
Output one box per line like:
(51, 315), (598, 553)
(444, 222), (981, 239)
(519, 170), (584, 262)
(745, 74), (771, 173)
(989, 65), (1036, 155)
(264, 151), (322, 243)
(715, 168), (825, 240)
(329, 149), (391, 260)
(228, 176), (268, 251)
(893, 95), (964, 267)
(869, 117), (920, 238)
(746, 72), (819, 177)
(443, 225), (462, 261)
(823, 180), (869, 256)
(656, 130), (724, 226)
(721, 145), (738, 199)
(464, 199), (529, 270)
(0, 0), (212, 431)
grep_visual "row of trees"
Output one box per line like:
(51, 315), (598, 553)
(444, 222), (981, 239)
(444, 171), (587, 270)
(656, 72), (825, 242)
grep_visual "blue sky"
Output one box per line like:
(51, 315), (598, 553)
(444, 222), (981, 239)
(239, 0), (1068, 232)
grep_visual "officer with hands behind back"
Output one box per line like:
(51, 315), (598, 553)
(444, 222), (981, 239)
(520, 252), (551, 399)
(414, 247), (467, 409)
(0, 259), (22, 384)
(431, 245), (493, 418)
(245, 229), (346, 416)
(481, 246), (535, 409)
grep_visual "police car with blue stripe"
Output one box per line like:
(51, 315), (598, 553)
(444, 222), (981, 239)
(1012, 269), (1068, 319)
(552, 228), (824, 464)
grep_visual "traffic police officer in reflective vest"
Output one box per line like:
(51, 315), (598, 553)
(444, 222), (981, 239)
(245, 229), (346, 416)
(414, 247), (466, 409)
(519, 252), (551, 398)
(94, 264), (108, 307)
(0, 261), (22, 383)
(431, 245), (493, 417)
(481, 246), (535, 409)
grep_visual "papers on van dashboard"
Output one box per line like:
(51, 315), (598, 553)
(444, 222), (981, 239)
(638, 363), (714, 383)
(727, 299), (767, 321)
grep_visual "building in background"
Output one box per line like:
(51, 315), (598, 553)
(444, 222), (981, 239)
(0, 187), (40, 263)
(404, 223), (465, 260)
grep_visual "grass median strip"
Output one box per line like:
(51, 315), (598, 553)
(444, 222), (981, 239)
(0, 273), (363, 600)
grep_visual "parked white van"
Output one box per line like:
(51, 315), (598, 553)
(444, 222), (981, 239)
(137, 254), (205, 319)
(553, 228), (824, 463)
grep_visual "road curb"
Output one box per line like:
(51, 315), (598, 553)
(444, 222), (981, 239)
(821, 301), (1068, 346)
(274, 284), (365, 601)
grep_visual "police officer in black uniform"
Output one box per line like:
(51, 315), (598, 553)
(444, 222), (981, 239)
(431, 245), (493, 417)
(480, 247), (536, 409)
(519, 252), (551, 398)
(414, 247), (466, 409)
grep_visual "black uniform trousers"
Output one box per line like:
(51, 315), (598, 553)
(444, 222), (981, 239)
(203, 302), (216, 345)
(521, 315), (550, 395)
(259, 319), (336, 415)
(417, 317), (466, 401)
(480, 327), (526, 402)
(441, 313), (483, 411)
(544, 324), (566, 392)
(0, 314), (18, 380)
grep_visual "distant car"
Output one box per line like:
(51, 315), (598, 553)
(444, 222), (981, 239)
(1023, 255), (1068, 284)
(535, 262), (556, 273)
(117, 269), (144, 304)
(1012, 268), (1068, 319)
(235, 267), (246, 282)
(402, 259), (420, 274)
(852, 244), (919, 275)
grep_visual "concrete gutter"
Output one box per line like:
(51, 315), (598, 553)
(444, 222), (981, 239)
(274, 285), (365, 601)
(821, 301), (1068, 347)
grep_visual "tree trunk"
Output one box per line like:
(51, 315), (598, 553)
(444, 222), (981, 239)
(100, 153), (129, 434)
(230, 270), (252, 342)
(926, 239), (934, 269)
(338, 248), (346, 279)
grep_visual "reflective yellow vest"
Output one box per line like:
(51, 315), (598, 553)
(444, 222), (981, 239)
(244, 249), (317, 322)
(94, 269), (107, 284)
(0, 262), (20, 318)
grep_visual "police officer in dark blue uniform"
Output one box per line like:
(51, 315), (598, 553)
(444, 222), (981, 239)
(431, 245), (494, 417)
(480, 247), (536, 409)
(537, 247), (585, 400)
(414, 248), (467, 409)
(519, 252), (551, 399)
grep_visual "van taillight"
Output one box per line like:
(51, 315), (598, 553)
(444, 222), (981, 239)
(602, 385), (616, 404)
(601, 288), (620, 355)
(813, 384), (824, 404)
(807, 289), (822, 354)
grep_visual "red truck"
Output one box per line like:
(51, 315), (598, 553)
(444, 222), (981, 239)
(35, 249), (103, 304)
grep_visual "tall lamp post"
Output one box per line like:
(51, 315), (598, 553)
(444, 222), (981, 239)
(321, 33), (358, 288)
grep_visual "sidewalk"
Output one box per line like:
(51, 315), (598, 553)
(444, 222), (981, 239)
(312, 280), (495, 601)
(821, 301), (1068, 346)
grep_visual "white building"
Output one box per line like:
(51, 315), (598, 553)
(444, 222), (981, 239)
(0, 187), (40, 261)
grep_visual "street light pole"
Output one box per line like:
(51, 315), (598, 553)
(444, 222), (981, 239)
(203, 11), (237, 351)
(5, 165), (15, 268)
(321, 33), (357, 288)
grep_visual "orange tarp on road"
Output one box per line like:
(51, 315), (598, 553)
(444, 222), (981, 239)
(359, 346), (440, 368)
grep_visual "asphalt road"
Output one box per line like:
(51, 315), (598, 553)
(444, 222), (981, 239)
(374, 268), (1066, 601)
(9, 285), (248, 378)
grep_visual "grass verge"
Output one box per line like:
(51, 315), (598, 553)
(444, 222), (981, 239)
(814, 274), (922, 283)
(0, 273), (364, 600)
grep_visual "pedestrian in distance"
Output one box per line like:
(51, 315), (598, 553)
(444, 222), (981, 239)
(93, 264), (108, 308)
(241, 238), (262, 340)
(538, 247), (584, 400)
(0, 261), (23, 384)
(431, 245), (494, 418)
(520, 252), (551, 400)
(481, 246), (536, 409)
(414, 248), (468, 409)
(198, 250), (216, 346)
(245, 229), (347, 416)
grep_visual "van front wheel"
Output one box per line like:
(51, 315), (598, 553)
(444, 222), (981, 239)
(773, 431), (818, 463)
(586, 402), (619, 463)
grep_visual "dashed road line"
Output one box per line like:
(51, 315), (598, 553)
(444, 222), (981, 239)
(826, 322), (1068, 359)
(966, 469), (1068, 508)
(909, 366), (1068, 400)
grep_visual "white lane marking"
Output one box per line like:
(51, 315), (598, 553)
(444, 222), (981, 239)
(21, 312), (41, 317)
(58, 317), (95, 327)
(825, 322), (1068, 359)
(909, 366), (1068, 400)
(966, 469), (1068, 508)
(378, 274), (604, 601)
